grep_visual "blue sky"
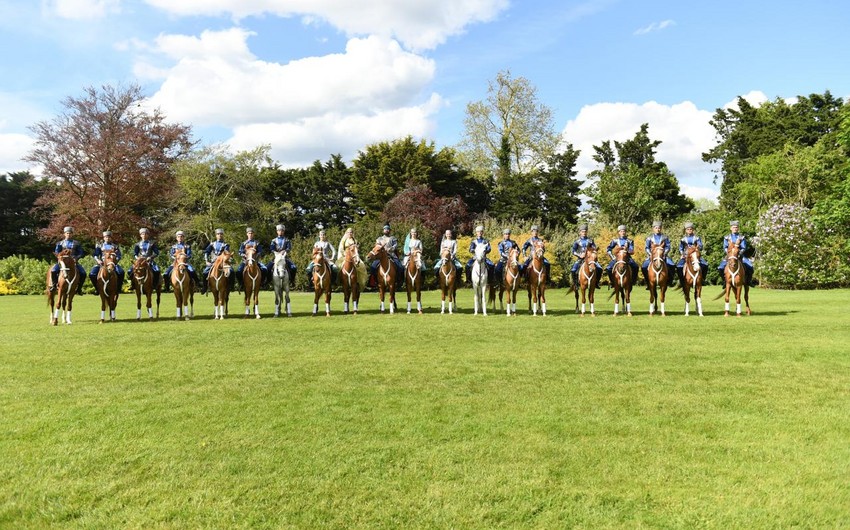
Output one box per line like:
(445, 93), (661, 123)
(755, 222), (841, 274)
(2, 0), (849, 200)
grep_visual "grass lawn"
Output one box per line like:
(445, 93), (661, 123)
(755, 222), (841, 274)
(1, 287), (849, 528)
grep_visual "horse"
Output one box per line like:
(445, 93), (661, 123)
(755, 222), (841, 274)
(47, 250), (78, 326)
(208, 250), (232, 320)
(527, 240), (547, 316)
(171, 249), (194, 320)
(131, 256), (161, 320)
(647, 242), (669, 316)
(97, 250), (120, 323)
(365, 242), (397, 314)
(574, 246), (598, 316)
(682, 246), (704, 317)
(311, 247), (332, 316)
(404, 248), (424, 314)
(340, 244), (361, 314)
(723, 240), (751, 317)
(241, 244), (262, 319)
(271, 249), (292, 317)
(499, 246), (521, 316)
(609, 246), (633, 317)
(438, 248), (458, 314)
(470, 241), (489, 316)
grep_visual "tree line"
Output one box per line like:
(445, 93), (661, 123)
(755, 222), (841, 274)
(2, 76), (849, 289)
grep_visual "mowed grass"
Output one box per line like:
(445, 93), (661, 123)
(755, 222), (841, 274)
(1, 286), (849, 528)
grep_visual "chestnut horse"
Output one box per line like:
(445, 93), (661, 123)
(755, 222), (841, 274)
(271, 249), (291, 317)
(208, 250), (232, 320)
(526, 240), (547, 316)
(723, 240), (751, 317)
(311, 247), (332, 316)
(682, 246), (704, 317)
(241, 244), (262, 319)
(404, 248), (424, 314)
(97, 250), (120, 323)
(47, 250), (78, 326)
(438, 248), (457, 314)
(132, 256), (161, 320)
(574, 246), (598, 316)
(499, 246), (521, 316)
(647, 242), (669, 316)
(365, 242), (397, 314)
(340, 244), (361, 314)
(609, 246), (633, 317)
(171, 249), (194, 320)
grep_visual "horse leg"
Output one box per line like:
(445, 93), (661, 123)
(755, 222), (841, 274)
(325, 288), (331, 316)
(724, 280), (732, 317)
(744, 284), (751, 315)
(683, 283), (690, 316)
(588, 284), (594, 316)
(313, 289), (320, 316)
(736, 285), (743, 316)
(136, 288), (143, 320)
(660, 284), (667, 317)
(696, 283), (703, 316)
(540, 286), (547, 316)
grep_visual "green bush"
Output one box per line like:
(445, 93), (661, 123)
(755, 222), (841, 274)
(0, 255), (52, 295)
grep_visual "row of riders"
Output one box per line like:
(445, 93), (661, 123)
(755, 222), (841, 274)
(45, 219), (754, 324)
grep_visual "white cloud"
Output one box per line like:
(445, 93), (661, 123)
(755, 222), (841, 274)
(722, 90), (768, 110)
(140, 28), (442, 164)
(633, 19), (675, 36)
(561, 100), (719, 200)
(0, 131), (35, 174)
(228, 93), (444, 166)
(42, 0), (119, 19)
(141, 0), (509, 50)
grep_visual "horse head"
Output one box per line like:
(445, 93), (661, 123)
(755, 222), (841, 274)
(365, 242), (384, 262)
(533, 240), (546, 260)
(173, 249), (188, 272)
(219, 250), (233, 276)
(584, 246), (598, 273)
(102, 250), (117, 273)
(650, 242), (666, 263)
(508, 246), (519, 266)
(345, 244), (359, 264)
(243, 244), (257, 265)
(473, 242), (487, 262)
(312, 246), (326, 266)
(687, 246), (701, 272)
(273, 249), (287, 275)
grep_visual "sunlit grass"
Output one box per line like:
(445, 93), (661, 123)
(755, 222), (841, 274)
(1, 288), (848, 527)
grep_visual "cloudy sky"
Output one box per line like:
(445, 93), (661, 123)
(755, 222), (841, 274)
(2, 0), (849, 200)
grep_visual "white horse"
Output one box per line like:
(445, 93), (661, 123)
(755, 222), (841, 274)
(471, 242), (488, 316)
(272, 250), (292, 317)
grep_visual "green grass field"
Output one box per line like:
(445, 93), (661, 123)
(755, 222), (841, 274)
(1, 287), (849, 528)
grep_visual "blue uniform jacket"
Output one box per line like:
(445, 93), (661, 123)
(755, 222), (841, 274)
(202, 241), (228, 262)
(469, 237), (491, 255)
(94, 242), (122, 263)
(134, 240), (160, 260)
(54, 239), (84, 259)
(269, 237), (292, 253)
(498, 239), (518, 261)
(239, 239), (263, 258)
(606, 237), (635, 261)
(171, 242), (194, 259)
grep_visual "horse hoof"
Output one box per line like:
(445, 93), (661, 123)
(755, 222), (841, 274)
(325, 313), (331, 317)
(724, 312), (730, 317)
(418, 310), (423, 314)
(256, 315), (261, 320)
(627, 312), (633, 317)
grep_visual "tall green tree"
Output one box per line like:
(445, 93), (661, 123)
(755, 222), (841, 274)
(262, 154), (355, 237)
(459, 70), (559, 180)
(0, 172), (54, 259)
(169, 145), (275, 244)
(702, 91), (845, 215)
(25, 83), (193, 243)
(586, 124), (693, 228)
(351, 136), (484, 217)
(538, 145), (582, 227)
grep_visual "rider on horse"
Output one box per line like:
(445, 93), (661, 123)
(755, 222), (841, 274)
(642, 221), (676, 289)
(370, 224), (403, 288)
(267, 224), (298, 287)
(495, 228), (520, 282)
(466, 225), (494, 284)
(89, 230), (125, 295)
(235, 227), (266, 291)
(130, 227), (161, 289)
(200, 228), (230, 294)
(307, 229), (338, 286)
(165, 230), (200, 290)
(49, 226), (86, 295)
(337, 227), (367, 290)
(605, 224), (639, 284)
(522, 225), (550, 281)
(676, 221), (708, 285)
(433, 229), (463, 273)
(570, 224), (602, 290)
(718, 220), (756, 286)
(403, 227), (426, 273)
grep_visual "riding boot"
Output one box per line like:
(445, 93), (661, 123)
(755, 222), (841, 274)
(642, 268), (650, 290)
(676, 267), (685, 288)
(50, 271), (59, 292)
(595, 271), (602, 290)
(571, 271), (578, 289)
(200, 280), (207, 295)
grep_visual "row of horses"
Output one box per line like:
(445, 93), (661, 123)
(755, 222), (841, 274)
(45, 239), (751, 325)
